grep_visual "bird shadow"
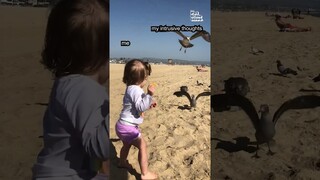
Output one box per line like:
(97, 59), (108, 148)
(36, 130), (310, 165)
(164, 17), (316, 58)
(211, 137), (257, 154)
(28, 102), (49, 106)
(299, 89), (320, 93)
(212, 106), (231, 112)
(178, 105), (191, 110)
(269, 73), (290, 78)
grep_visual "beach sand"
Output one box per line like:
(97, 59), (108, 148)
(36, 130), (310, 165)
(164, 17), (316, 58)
(109, 64), (211, 179)
(0, 6), (51, 180)
(211, 11), (320, 179)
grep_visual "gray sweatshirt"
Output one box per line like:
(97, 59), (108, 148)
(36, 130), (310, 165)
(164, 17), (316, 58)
(32, 75), (109, 180)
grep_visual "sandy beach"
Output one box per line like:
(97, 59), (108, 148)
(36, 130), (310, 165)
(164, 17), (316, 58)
(0, 6), (51, 180)
(109, 64), (211, 179)
(211, 11), (320, 179)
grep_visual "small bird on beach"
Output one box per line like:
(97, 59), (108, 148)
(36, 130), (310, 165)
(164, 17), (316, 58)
(224, 77), (250, 97)
(174, 86), (210, 108)
(312, 74), (320, 82)
(175, 30), (211, 53)
(211, 94), (320, 158)
(250, 46), (264, 55)
(276, 60), (297, 76)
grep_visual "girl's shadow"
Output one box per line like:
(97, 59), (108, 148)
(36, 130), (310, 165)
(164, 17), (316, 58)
(110, 139), (141, 180)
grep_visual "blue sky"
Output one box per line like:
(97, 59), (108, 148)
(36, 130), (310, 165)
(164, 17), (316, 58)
(110, 0), (211, 62)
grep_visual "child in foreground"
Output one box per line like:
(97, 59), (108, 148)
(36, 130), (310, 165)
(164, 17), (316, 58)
(32, 0), (110, 179)
(115, 59), (158, 180)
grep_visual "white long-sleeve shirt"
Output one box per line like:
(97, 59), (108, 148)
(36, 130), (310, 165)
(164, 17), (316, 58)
(119, 85), (153, 125)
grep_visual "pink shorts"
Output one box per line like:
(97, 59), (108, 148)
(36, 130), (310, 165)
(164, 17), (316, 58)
(115, 121), (141, 144)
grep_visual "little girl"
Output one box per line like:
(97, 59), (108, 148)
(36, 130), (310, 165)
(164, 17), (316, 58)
(32, 0), (110, 179)
(115, 59), (158, 180)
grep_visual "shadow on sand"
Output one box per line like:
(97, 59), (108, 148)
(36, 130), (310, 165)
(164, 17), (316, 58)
(211, 136), (257, 154)
(269, 73), (290, 78)
(110, 140), (141, 180)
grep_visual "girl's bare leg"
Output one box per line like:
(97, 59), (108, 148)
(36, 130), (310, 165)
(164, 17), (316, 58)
(131, 136), (157, 179)
(118, 142), (133, 169)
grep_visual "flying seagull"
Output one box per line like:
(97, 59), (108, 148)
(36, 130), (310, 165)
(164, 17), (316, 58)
(174, 86), (210, 108)
(211, 94), (320, 158)
(175, 30), (211, 53)
(276, 60), (297, 76)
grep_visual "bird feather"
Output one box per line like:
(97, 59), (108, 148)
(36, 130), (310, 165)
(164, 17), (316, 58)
(272, 95), (320, 125)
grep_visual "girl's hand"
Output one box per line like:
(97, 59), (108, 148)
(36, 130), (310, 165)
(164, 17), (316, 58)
(150, 99), (157, 109)
(147, 83), (156, 96)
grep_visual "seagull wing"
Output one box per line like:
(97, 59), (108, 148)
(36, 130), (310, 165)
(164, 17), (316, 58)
(273, 95), (320, 125)
(190, 31), (203, 40)
(175, 31), (187, 39)
(190, 30), (210, 42)
(195, 91), (211, 101)
(174, 91), (192, 104)
(190, 30), (211, 42)
(211, 94), (260, 130)
(201, 30), (211, 42)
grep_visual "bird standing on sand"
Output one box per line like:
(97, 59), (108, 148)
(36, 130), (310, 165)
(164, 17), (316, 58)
(250, 46), (264, 55)
(276, 60), (297, 76)
(175, 30), (211, 53)
(211, 94), (320, 158)
(256, 104), (276, 156)
(174, 86), (210, 108)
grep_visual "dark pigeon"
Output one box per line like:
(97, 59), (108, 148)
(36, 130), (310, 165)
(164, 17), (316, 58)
(276, 60), (297, 76)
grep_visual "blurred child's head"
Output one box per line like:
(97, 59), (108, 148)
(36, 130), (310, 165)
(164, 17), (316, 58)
(123, 59), (152, 86)
(42, 0), (109, 78)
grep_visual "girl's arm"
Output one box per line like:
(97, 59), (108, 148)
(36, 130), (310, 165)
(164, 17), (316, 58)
(130, 87), (153, 113)
(67, 86), (110, 160)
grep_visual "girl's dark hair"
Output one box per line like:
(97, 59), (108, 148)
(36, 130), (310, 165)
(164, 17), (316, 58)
(123, 59), (152, 85)
(42, 0), (109, 77)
